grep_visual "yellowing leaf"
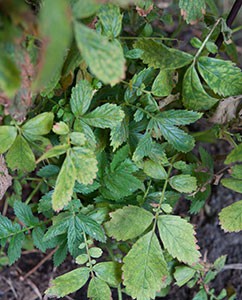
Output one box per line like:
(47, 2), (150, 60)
(104, 206), (154, 241)
(158, 215), (200, 265)
(0, 126), (17, 154)
(219, 200), (242, 232)
(152, 70), (174, 97)
(46, 267), (89, 297)
(179, 0), (206, 24)
(74, 22), (125, 85)
(123, 232), (168, 300)
(87, 277), (112, 300)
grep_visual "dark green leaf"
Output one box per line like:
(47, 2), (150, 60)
(8, 232), (24, 265)
(14, 200), (39, 227)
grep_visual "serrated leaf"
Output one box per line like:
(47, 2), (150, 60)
(74, 119), (97, 148)
(44, 214), (71, 241)
(88, 277), (112, 300)
(72, 0), (100, 19)
(221, 178), (242, 193)
(225, 143), (242, 164)
(98, 4), (123, 38)
(152, 70), (173, 97)
(105, 206), (153, 241)
(169, 175), (197, 193)
(132, 133), (153, 162)
(110, 145), (129, 171)
(93, 262), (122, 287)
(179, 0), (206, 24)
(174, 266), (196, 287)
(53, 239), (68, 267)
(157, 109), (202, 125)
(0, 126), (17, 154)
(6, 135), (35, 172)
(110, 118), (129, 151)
(46, 267), (90, 297)
(37, 144), (69, 163)
(14, 201), (39, 227)
(33, 0), (72, 91)
(37, 165), (60, 178)
(0, 214), (18, 239)
(70, 80), (94, 117)
(183, 65), (218, 110)
(52, 154), (76, 211)
(134, 39), (193, 70)
(197, 57), (242, 97)
(70, 147), (98, 185)
(8, 232), (25, 265)
(22, 112), (54, 136)
(143, 160), (167, 180)
(123, 232), (168, 300)
(82, 103), (124, 129)
(231, 165), (242, 179)
(74, 22), (125, 85)
(32, 226), (48, 252)
(158, 215), (200, 264)
(67, 216), (84, 257)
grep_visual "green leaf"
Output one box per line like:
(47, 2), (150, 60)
(158, 215), (201, 264)
(89, 247), (103, 258)
(70, 80), (94, 117)
(8, 232), (25, 265)
(37, 144), (69, 163)
(67, 216), (84, 257)
(182, 65), (218, 110)
(53, 239), (68, 267)
(110, 118), (129, 151)
(76, 254), (89, 265)
(88, 277), (112, 300)
(70, 132), (86, 146)
(105, 206), (153, 241)
(231, 165), (242, 179)
(74, 22), (125, 85)
(156, 109), (202, 125)
(152, 70), (174, 97)
(33, 0), (72, 91)
(123, 232), (168, 300)
(132, 133), (153, 162)
(72, 0), (101, 19)
(197, 57), (242, 97)
(70, 147), (98, 185)
(143, 160), (167, 180)
(179, 0), (206, 24)
(0, 126), (17, 154)
(53, 122), (69, 135)
(32, 226), (48, 252)
(82, 103), (124, 129)
(74, 119), (97, 148)
(221, 178), (242, 193)
(225, 144), (242, 164)
(174, 266), (196, 287)
(192, 289), (208, 300)
(93, 262), (122, 287)
(46, 267), (90, 297)
(6, 135), (35, 172)
(169, 175), (197, 193)
(22, 112), (54, 136)
(110, 145), (129, 171)
(14, 201), (39, 227)
(134, 39), (193, 70)
(52, 154), (76, 211)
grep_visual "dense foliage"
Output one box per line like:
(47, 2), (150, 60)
(0, 0), (242, 299)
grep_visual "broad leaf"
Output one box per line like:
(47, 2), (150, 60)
(87, 277), (112, 300)
(134, 39), (193, 70)
(0, 126), (17, 154)
(72, 0), (100, 19)
(104, 206), (153, 241)
(179, 0), (206, 24)
(6, 135), (35, 172)
(132, 133), (153, 162)
(52, 154), (76, 211)
(169, 175), (197, 193)
(123, 232), (168, 300)
(74, 22), (125, 85)
(110, 118), (129, 151)
(152, 70), (173, 97)
(46, 267), (90, 297)
(221, 178), (242, 193)
(143, 160), (167, 180)
(183, 65), (218, 110)
(82, 103), (124, 129)
(158, 215), (200, 264)
(197, 57), (242, 97)
(224, 143), (242, 164)
(37, 144), (70, 163)
(22, 112), (54, 136)
(174, 266), (196, 287)
(93, 262), (122, 287)
(231, 165), (242, 179)
(70, 80), (94, 117)
(219, 200), (242, 232)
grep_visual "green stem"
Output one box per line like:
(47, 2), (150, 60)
(124, 102), (153, 119)
(117, 284), (123, 300)
(25, 181), (43, 204)
(121, 80), (151, 95)
(120, 36), (178, 41)
(83, 232), (95, 277)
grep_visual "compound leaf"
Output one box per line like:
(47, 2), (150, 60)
(87, 277), (112, 300)
(0, 126), (17, 154)
(219, 200), (242, 232)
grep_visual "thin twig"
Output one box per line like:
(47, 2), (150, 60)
(223, 263), (242, 270)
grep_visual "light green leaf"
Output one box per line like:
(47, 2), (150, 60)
(6, 135), (35, 172)
(183, 65), (218, 110)
(179, 0), (206, 24)
(221, 178), (242, 193)
(152, 70), (174, 97)
(53, 122), (69, 135)
(76, 254), (89, 265)
(52, 154), (76, 211)
(143, 160), (167, 180)
(74, 119), (97, 148)
(169, 175), (197, 193)
(70, 80), (94, 117)
(174, 266), (196, 287)
(231, 165), (242, 179)
(158, 215), (201, 264)
(110, 118), (129, 151)
(0, 126), (17, 154)
(46, 267), (90, 297)
(132, 133), (153, 162)
(13, 201), (39, 227)
(104, 205), (153, 241)
(197, 57), (242, 97)
(74, 22), (125, 85)
(37, 144), (69, 163)
(93, 262), (122, 287)
(33, 0), (72, 91)
(192, 289), (208, 300)
(134, 39), (193, 70)
(70, 147), (98, 185)
(224, 143), (242, 164)
(82, 103), (124, 129)
(73, 0), (101, 19)
(98, 4), (123, 38)
(70, 132), (86, 146)
(22, 112), (54, 136)
(89, 247), (103, 258)
(123, 232), (168, 300)
(88, 277), (112, 300)
(156, 109), (202, 125)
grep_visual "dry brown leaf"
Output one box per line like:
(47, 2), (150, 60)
(0, 155), (12, 200)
